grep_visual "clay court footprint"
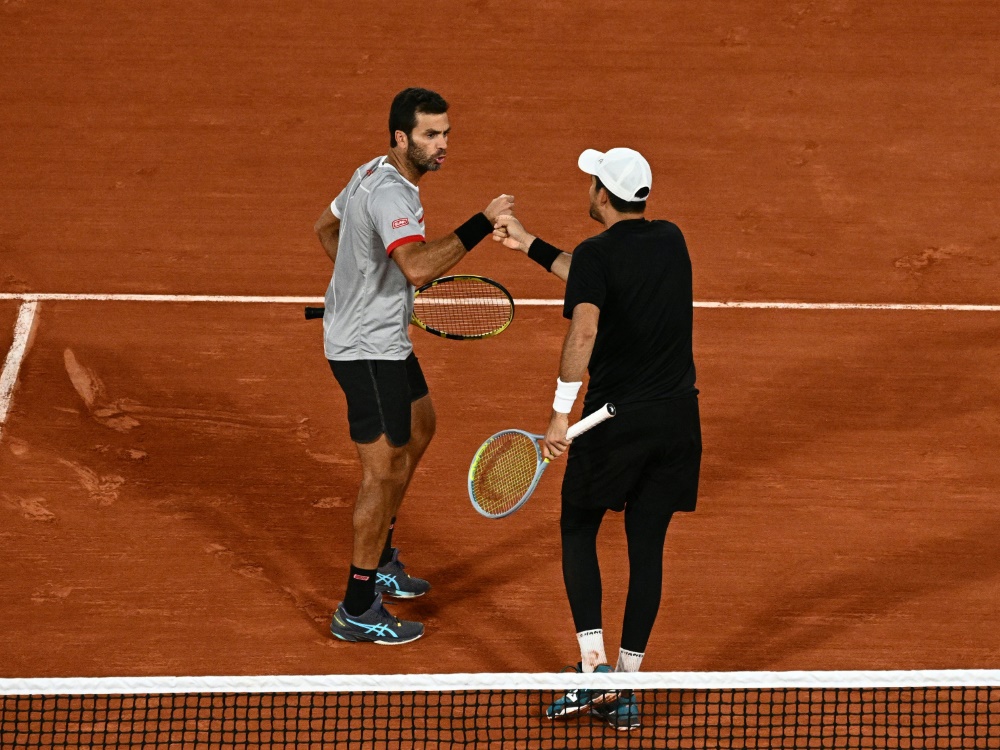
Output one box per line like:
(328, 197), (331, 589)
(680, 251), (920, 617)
(63, 349), (141, 431)
(57, 459), (125, 507)
(31, 585), (73, 604)
(16, 497), (56, 522)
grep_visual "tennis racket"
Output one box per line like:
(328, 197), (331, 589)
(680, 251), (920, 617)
(467, 403), (616, 519)
(304, 275), (514, 340)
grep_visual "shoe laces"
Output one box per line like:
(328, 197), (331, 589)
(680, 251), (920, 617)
(375, 601), (403, 627)
(386, 549), (407, 572)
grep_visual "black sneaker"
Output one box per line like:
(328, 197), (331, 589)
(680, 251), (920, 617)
(329, 593), (424, 645)
(376, 547), (431, 599)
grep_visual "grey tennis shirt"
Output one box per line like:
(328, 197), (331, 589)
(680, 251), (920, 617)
(323, 156), (426, 360)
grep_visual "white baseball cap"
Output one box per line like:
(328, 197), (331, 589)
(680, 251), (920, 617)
(578, 147), (652, 203)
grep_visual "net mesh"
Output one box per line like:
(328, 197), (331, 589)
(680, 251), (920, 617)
(412, 277), (513, 338)
(469, 432), (541, 516)
(3, 673), (999, 750)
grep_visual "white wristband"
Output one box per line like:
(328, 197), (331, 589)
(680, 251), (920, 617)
(552, 378), (583, 414)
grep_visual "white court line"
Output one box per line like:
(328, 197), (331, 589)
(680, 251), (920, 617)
(0, 293), (998, 311)
(696, 301), (1000, 312)
(0, 300), (38, 441)
(2, 668), (999, 695)
(0, 293), (324, 304)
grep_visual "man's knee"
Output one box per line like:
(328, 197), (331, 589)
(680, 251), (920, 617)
(357, 439), (409, 486)
(361, 461), (408, 491)
(560, 501), (606, 536)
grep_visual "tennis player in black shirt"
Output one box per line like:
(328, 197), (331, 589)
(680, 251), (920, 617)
(494, 148), (701, 730)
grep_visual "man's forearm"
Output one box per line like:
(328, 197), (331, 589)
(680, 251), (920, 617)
(392, 234), (467, 288)
(318, 231), (339, 264)
(315, 206), (341, 265)
(526, 238), (572, 282)
(395, 211), (498, 287)
(549, 252), (571, 282)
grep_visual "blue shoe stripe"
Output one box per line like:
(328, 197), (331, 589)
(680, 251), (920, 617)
(342, 614), (398, 638)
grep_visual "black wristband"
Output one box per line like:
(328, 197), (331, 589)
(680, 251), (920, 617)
(454, 212), (493, 251)
(527, 238), (563, 272)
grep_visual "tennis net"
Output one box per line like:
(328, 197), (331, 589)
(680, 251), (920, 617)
(2, 670), (998, 749)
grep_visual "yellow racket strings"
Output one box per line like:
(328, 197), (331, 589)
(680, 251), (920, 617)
(471, 433), (540, 515)
(413, 278), (512, 336)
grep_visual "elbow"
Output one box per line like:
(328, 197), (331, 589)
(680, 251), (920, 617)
(570, 319), (599, 342)
(406, 270), (433, 288)
(392, 257), (430, 287)
(315, 211), (339, 238)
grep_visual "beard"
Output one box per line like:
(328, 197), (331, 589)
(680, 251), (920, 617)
(407, 140), (444, 174)
(589, 199), (601, 222)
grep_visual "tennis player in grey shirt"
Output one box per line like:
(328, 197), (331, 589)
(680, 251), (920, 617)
(314, 87), (514, 644)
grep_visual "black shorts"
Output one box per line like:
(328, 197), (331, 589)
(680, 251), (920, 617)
(562, 396), (701, 515)
(328, 353), (430, 447)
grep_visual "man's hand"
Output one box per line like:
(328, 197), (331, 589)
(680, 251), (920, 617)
(541, 411), (571, 461)
(493, 214), (536, 253)
(483, 194), (515, 223)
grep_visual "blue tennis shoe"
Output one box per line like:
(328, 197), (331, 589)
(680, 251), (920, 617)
(376, 547), (431, 599)
(592, 692), (641, 730)
(545, 663), (619, 719)
(330, 593), (423, 645)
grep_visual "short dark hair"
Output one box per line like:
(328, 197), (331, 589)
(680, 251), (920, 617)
(388, 88), (449, 147)
(594, 176), (646, 214)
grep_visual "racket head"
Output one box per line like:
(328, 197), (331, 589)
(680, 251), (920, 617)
(412, 275), (515, 340)
(468, 429), (546, 518)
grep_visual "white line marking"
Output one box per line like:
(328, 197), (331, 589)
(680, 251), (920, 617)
(1, 668), (999, 695)
(0, 293), (997, 311)
(694, 301), (1000, 312)
(0, 293), (323, 304)
(0, 300), (38, 441)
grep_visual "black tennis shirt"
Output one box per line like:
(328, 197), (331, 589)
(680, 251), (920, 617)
(562, 217), (698, 412)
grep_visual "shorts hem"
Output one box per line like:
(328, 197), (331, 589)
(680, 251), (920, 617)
(350, 430), (411, 448)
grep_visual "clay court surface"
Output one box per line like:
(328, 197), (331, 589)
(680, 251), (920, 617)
(2, 0), (999, 683)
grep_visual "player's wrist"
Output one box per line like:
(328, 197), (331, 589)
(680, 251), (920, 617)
(552, 377), (583, 414)
(455, 212), (493, 251)
(528, 238), (562, 271)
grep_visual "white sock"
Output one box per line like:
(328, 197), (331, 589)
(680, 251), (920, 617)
(576, 629), (607, 673)
(616, 648), (644, 673)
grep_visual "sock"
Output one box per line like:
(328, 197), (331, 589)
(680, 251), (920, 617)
(616, 648), (644, 673)
(576, 629), (607, 673)
(343, 565), (377, 616)
(378, 517), (396, 567)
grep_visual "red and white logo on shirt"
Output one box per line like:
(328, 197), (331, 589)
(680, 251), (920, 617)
(392, 218), (409, 229)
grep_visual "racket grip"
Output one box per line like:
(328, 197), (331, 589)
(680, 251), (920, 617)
(304, 306), (325, 320)
(566, 403), (616, 440)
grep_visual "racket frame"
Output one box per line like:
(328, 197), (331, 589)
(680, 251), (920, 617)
(410, 275), (514, 341)
(468, 403), (617, 519)
(304, 275), (514, 340)
(467, 429), (548, 519)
